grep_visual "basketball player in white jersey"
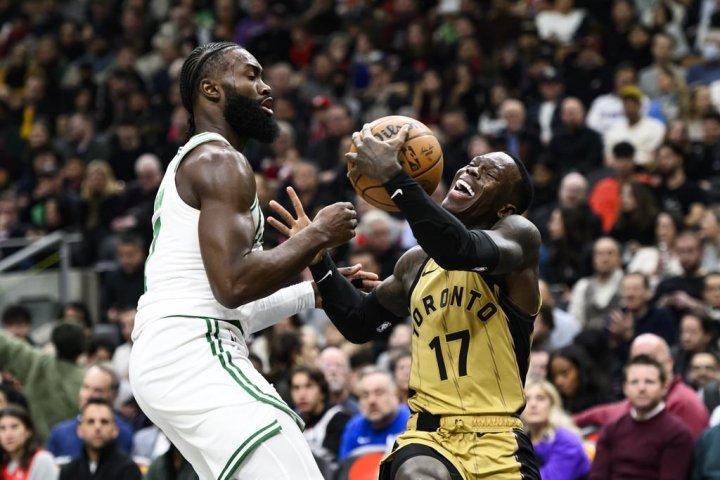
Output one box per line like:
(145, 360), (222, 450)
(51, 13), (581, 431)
(129, 43), (359, 480)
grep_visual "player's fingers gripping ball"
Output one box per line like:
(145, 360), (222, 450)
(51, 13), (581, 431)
(347, 115), (444, 212)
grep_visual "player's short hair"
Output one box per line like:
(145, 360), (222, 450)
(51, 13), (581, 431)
(505, 152), (534, 215)
(179, 42), (239, 136)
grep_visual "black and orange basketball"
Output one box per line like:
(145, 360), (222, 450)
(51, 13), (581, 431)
(347, 115), (444, 212)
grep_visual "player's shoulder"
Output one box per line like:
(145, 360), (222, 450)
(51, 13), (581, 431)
(395, 246), (428, 282)
(184, 140), (246, 170)
(494, 214), (541, 249)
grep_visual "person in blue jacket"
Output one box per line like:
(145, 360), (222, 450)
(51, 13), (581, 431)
(339, 367), (410, 460)
(522, 379), (591, 480)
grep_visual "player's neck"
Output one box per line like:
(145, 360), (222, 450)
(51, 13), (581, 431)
(194, 115), (247, 151)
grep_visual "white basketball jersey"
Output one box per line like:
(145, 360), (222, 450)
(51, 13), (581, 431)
(135, 132), (265, 330)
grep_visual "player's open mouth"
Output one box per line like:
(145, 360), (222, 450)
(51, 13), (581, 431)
(453, 179), (475, 197)
(260, 97), (274, 115)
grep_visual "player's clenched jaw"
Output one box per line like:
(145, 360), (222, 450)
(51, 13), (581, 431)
(222, 84), (279, 143)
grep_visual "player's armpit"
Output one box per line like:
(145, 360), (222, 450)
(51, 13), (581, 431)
(309, 255), (406, 344)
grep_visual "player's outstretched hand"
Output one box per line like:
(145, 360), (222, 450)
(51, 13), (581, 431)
(268, 186), (311, 238)
(268, 186), (357, 250)
(346, 124), (409, 183)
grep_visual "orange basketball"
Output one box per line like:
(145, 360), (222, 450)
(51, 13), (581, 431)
(347, 115), (444, 212)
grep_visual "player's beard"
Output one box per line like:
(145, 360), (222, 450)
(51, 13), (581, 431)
(223, 88), (279, 143)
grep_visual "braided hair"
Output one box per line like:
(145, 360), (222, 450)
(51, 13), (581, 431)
(179, 42), (239, 138)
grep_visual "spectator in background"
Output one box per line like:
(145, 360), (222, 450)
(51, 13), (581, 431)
(574, 333), (709, 439)
(639, 32), (686, 99)
(532, 171), (602, 242)
(693, 424), (720, 480)
(700, 207), (720, 272)
(1, 304), (33, 344)
(110, 153), (163, 247)
(673, 312), (718, 382)
(548, 97), (603, 176)
(542, 204), (594, 292)
(389, 348), (412, 406)
(693, 352), (720, 416)
(0, 323), (85, 441)
(587, 62), (643, 136)
(317, 346), (359, 416)
(548, 344), (613, 414)
(522, 380), (590, 480)
(79, 160), (124, 265)
(589, 354), (694, 480)
(491, 98), (541, 171)
(568, 237), (624, 330)
(289, 365), (351, 464)
(46, 363), (133, 466)
(538, 279), (580, 350)
(653, 143), (706, 228)
(144, 443), (198, 480)
(526, 66), (565, 146)
(101, 233), (146, 323)
(609, 180), (658, 248)
(0, 406), (58, 480)
(604, 85), (666, 168)
(59, 399), (141, 480)
(354, 209), (403, 280)
(626, 211), (683, 286)
(607, 273), (677, 362)
(654, 230), (706, 319)
(338, 367), (410, 460)
(586, 142), (645, 237)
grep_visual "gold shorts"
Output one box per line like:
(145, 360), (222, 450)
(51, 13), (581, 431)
(380, 413), (539, 480)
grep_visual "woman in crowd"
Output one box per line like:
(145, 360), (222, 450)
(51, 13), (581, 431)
(0, 406), (57, 480)
(548, 344), (613, 414)
(522, 379), (591, 480)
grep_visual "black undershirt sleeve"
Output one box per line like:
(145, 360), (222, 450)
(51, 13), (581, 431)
(384, 170), (499, 271)
(309, 255), (406, 344)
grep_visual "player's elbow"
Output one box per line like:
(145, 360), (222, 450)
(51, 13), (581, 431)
(211, 279), (254, 309)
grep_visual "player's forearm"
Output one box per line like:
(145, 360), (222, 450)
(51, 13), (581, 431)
(309, 255), (403, 344)
(214, 226), (328, 308)
(239, 282), (315, 335)
(383, 171), (499, 271)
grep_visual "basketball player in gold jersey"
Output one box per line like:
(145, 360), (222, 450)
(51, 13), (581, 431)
(268, 124), (541, 480)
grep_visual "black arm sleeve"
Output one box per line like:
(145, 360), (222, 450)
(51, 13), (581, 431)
(384, 170), (499, 271)
(309, 255), (406, 344)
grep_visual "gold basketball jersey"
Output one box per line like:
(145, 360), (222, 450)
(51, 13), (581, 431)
(407, 258), (535, 416)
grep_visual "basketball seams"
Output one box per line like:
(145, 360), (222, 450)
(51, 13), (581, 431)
(348, 115), (444, 211)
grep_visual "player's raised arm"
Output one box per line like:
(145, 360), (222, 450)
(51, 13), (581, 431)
(348, 125), (540, 274)
(182, 144), (357, 308)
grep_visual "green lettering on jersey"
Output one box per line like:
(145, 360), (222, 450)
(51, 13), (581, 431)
(144, 187), (165, 291)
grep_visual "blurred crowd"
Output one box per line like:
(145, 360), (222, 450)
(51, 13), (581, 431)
(0, 0), (720, 478)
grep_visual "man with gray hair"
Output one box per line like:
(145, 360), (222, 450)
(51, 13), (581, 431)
(317, 346), (359, 415)
(338, 367), (410, 460)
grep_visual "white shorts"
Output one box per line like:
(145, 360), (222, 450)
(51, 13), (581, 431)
(129, 316), (323, 480)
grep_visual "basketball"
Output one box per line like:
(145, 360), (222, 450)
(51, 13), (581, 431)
(347, 115), (444, 212)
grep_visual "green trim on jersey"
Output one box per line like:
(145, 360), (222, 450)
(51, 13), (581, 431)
(218, 419), (281, 480)
(204, 319), (304, 428)
(162, 314), (245, 337)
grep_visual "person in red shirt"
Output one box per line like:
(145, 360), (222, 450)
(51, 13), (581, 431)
(589, 355), (694, 480)
(573, 333), (709, 439)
